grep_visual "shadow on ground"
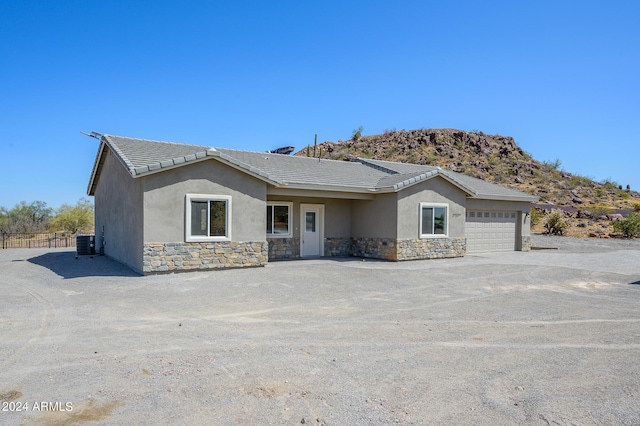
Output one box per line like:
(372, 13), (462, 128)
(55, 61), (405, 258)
(28, 251), (139, 279)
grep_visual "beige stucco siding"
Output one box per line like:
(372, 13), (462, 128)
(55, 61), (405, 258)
(351, 193), (398, 239)
(396, 176), (467, 240)
(142, 159), (267, 242)
(267, 196), (352, 238)
(94, 148), (144, 273)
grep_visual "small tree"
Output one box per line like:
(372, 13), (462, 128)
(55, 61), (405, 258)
(49, 198), (94, 234)
(544, 209), (570, 235)
(352, 125), (364, 141)
(612, 213), (640, 238)
(2, 201), (52, 233)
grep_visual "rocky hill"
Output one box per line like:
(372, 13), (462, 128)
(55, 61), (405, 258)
(294, 128), (640, 237)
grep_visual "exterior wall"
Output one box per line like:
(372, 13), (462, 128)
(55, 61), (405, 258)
(351, 237), (397, 260)
(143, 241), (268, 273)
(396, 238), (466, 260)
(139, 159), (267, 273)
(348, 179), (468, 261)
(351, 193), (397, 239)
(466, 198), (533, 250)
(397, 176), (467, 240)
(268, 237), (299, 259)
(266, 196), (352, 259)
(142, 159), (267, 242)
(94, 148), (144, 273)
(324, 237), (351, 257)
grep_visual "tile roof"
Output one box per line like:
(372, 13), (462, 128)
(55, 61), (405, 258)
(88, 134), (538, 202)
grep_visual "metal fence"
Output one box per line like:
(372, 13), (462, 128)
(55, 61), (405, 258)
(1, 233), (76, 249)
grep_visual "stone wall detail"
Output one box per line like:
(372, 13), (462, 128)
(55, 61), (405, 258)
(143, 241), (268, 273)
(521, 236), (531, 252)
(396, 237), (466, 260)
(350, 238), (398, 260)
(268, 237), (300, 260)
(324, 237), (351, 257)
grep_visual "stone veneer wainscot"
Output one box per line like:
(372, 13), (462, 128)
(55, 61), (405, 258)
(143, 241), (268, 273)
(351, 237), (466, 261)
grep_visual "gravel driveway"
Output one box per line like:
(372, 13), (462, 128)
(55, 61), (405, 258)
(1, 235), (640, 425)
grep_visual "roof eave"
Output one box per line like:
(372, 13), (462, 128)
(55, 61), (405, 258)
(87, 140), (107, 196)
(469, 194), (539, 202)
(273, 182), (382, 193)
(381, 170), (477, 196)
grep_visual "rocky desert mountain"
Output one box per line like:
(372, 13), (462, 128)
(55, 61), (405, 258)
(294, 128), (640, 237)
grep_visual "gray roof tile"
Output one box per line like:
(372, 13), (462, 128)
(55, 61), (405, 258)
(90, 134), (537, 202)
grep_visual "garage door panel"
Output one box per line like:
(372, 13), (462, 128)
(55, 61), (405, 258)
(466, 210), (517, 253)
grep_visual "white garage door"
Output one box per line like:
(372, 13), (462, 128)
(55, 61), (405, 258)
(465, 211), (517, 253)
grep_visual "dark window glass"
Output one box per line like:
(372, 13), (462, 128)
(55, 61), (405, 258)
(434, 207), (446, 234)
(266, 205), (273, 234)
(191, 201), (208, 236)
(273, 205), (289, 234)
(209, 201), (227, 237)
(421, 207), (433, 235)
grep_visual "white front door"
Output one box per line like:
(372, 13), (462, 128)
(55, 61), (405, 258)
(300, 204), (324, 257)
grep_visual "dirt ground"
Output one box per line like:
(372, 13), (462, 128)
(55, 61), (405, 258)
(1, 235), (639, 425)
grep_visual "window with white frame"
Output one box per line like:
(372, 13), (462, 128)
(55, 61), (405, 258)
(185, 194), (231, 242)
(266, 202), (292, 237)
(420, 203), (448, 237)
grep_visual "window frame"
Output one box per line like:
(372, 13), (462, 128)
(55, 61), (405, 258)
(266, 201), (293, 238)
(419, 202), (449, 238)
(185, 194), (232, 242)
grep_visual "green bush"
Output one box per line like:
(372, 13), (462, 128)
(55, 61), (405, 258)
(612, 213), (640, 238)
(544, 209), (570, 235)
(634, 203), (640, 212)
(530, 209), (541, 226)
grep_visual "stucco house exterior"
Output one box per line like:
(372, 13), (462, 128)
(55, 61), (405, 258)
(87, 134), (538, 274)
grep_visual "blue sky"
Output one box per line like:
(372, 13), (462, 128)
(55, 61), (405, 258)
(1, 1), (638, 209)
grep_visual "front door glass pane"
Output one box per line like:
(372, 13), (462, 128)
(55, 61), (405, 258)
(305, 211), (316, 232)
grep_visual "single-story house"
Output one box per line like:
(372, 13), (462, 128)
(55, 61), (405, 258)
(87, 134), (538, 274)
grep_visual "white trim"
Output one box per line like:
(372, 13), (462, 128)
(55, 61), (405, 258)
(185, 194), (232, 242)
(419, 202), (449, 238)
(266, 201), (293, 238)
(300, 204), (325, 257)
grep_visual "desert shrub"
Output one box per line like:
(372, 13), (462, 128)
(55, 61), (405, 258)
(530, 209), (542, 226)
(618, 190), (630, 199)
(589, 203), (615, 217)
(634, 203), (640, 212)
(544, 209), (570, 235)
(542, 158), (562, 172)
(594, 188), (605, 198)
(602, 178), (619, 190)
(570, 174), (593, 189)
(612, 213), (640, 238)
(351, 126), (364, 141)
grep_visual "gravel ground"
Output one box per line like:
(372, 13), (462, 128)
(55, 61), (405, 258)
(1, 235), (640, 425)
